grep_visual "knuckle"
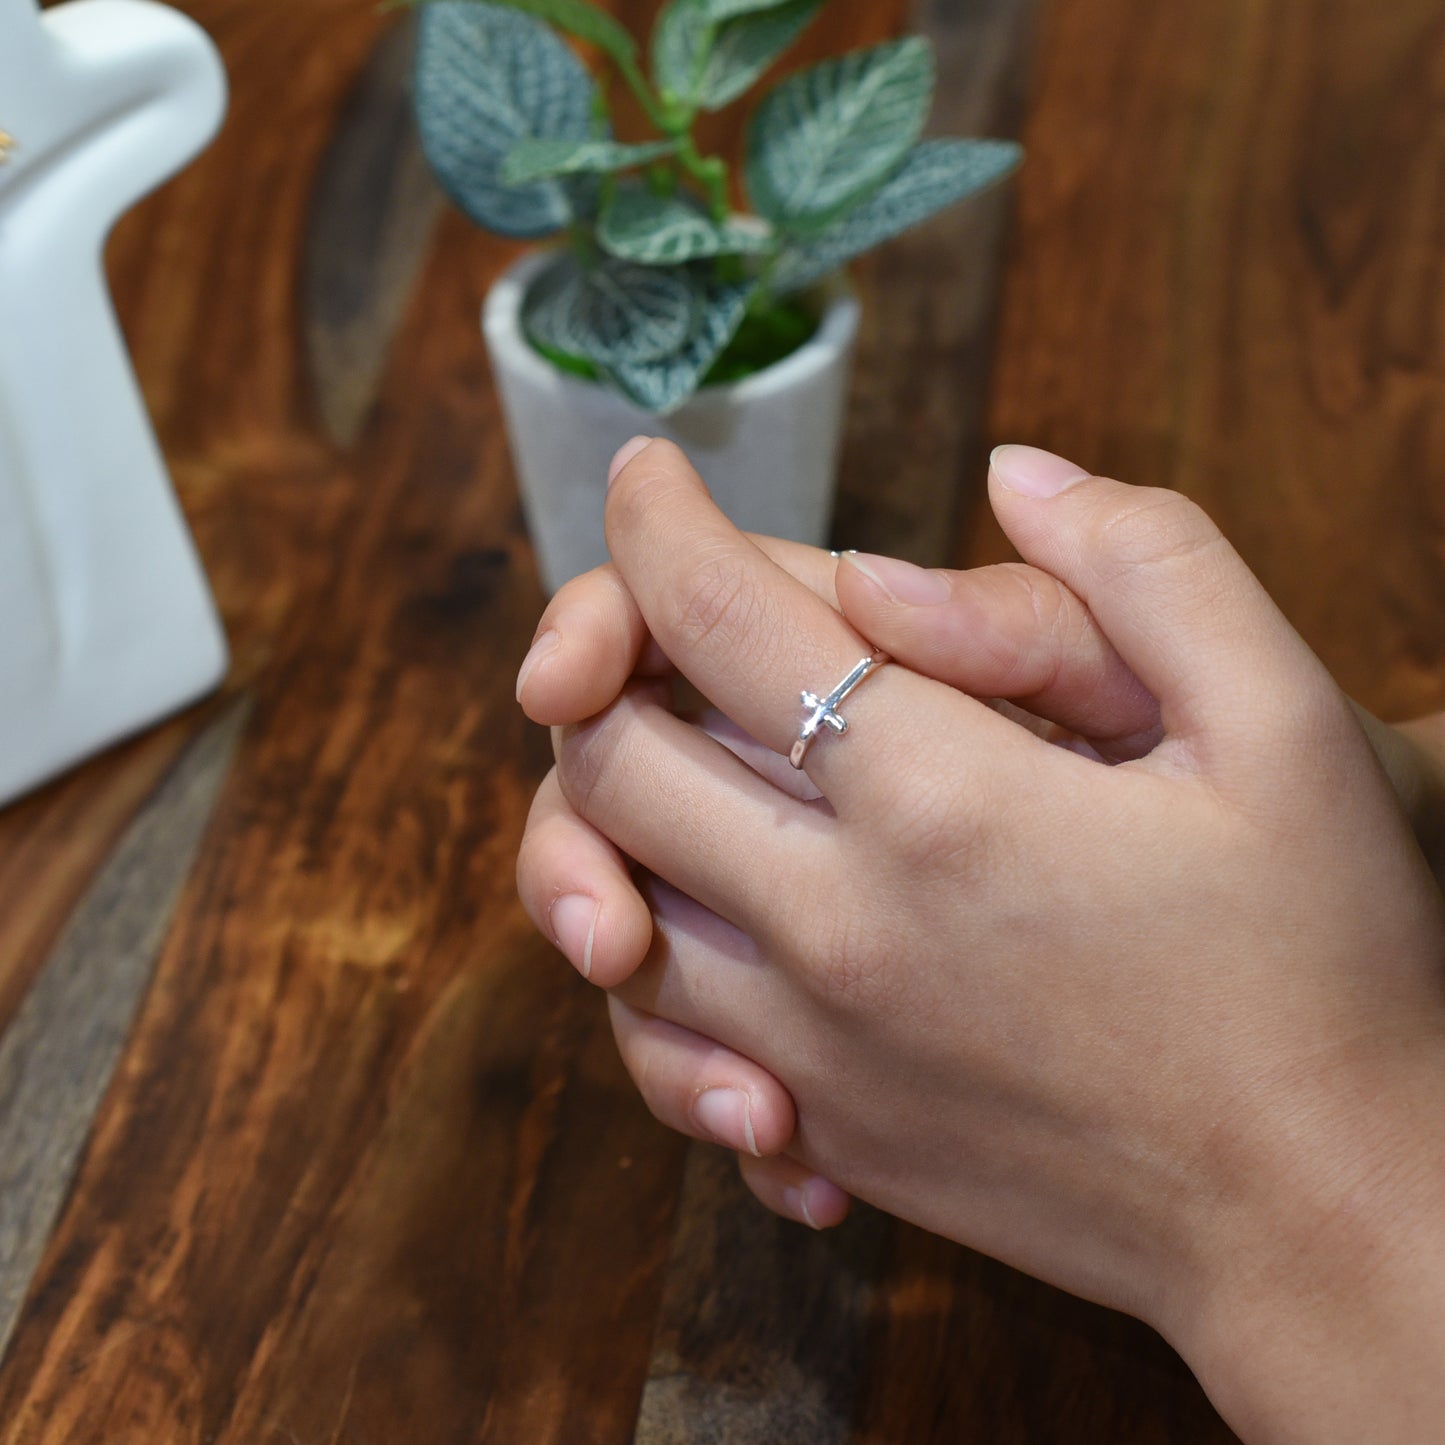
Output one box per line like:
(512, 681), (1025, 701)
(674, 547), (765, 653)
(515, 772), (562, 894)
(514, 819), (545, 895)
(615, 1026), (679, 1131)
(802, 907), (897, 1016)
(882, 773), (989, 878)
(555, 703), (634, 820)
(542, 562), (606, 622)
(1094, 489), (1225, 583)
(1263, 673), (1355, 762)
(1004, 565), (1078, 699)
(629, 1044), (669, 1120)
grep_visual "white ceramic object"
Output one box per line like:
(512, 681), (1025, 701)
(484, 249), (861, 593)
(0, 0), (228, 808)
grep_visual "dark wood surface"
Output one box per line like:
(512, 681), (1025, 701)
(1, 0), (1441, 1439)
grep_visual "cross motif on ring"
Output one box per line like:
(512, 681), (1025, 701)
(789, 654), (885, 768)
(798, 688), (851, 747)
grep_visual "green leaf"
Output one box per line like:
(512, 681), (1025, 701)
(523, 252), (699, 366)
(771, 138), (1023, 292)
(700, 0), (822, 109)
(701, 293), (817, 382)
(746, 36), (935, 234)
(598, 187), (773, 263)
(651, 0), (713, 106)
(502, 137), (678, 184)
(602, 274), (755, 413)
(404, 0), (640, 69)
(653, 0), (821, 113)
(701, 0), (807, 18)
(414, 4), (597, 238)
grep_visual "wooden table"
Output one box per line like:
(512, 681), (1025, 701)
(2, 0), (1442, 1438)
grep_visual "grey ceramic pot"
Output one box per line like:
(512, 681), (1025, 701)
(484, 249), (861, 594)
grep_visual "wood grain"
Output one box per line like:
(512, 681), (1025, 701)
(0, 716), (199, 1042)
(635, 1147), (890, 1444)
(304, 14), (446, 449)
(0, 0), (1439, 1440)
(852, 1229), (1237, 1444)
(0, 700), (246, 1364)
(0, 2), (902, 1438)
(971, 0), (1445, 724)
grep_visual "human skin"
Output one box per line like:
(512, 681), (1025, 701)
(517, 441), (1445, 1441)
(517, 520), (1170, 1227)
(517, 453), (1445, 1228)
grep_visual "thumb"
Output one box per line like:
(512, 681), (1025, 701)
(833, 554), (1161, 757)
(986, 445), (1332, 754)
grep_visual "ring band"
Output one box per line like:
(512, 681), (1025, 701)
(790, 651), (888, 769)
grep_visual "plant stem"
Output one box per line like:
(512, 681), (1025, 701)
(589, 75), (611, 137)
(675, 134), (730, 222)
(568, 222), (599, 270)
(600, 39), (729, 222)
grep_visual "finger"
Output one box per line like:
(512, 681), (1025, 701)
(607, 995), (797, 1158)
(607, 885), (850, 1230)
(605, 439), (1032, 812)
(609, 877), (782, 1062)
(755, 535), (843, 607)
(555, 685), (839, 944)
(737, 1153), (851, 1231)
(986, 445), (1332, 759)
(517, 539), (843, 728)
(695, 708), (824, 802)
(518, 562), (664, 727)
(835, 555), (1162, 759)
(515, 768), (653, 986)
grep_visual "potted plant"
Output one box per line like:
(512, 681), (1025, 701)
(403, 0), (1020, 591)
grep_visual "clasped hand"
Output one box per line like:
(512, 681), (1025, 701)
(516, 440), (1445, 1442)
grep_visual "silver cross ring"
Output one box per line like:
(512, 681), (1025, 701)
(790, 651), (889, 769)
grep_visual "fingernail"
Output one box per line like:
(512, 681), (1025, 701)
(990, 444), (1090, 498)
(846, 552), (951, 605)
(608, 434), (653, 486)
(548, 893), (599, 978)
(692, 1088), (759, 1155)
(789, 1176), (849, 1230)
(516, 629), (560, 702)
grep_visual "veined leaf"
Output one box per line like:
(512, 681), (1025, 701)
(651, 0), (713, 105)
(503, 137), (678, 184)
(414, 5), (596, 238)
(598, 187), (773, 263)
(698, 0), (822, 109)
(602, 276), (755, 413)
(523, 252), (699, 366)
(522, 253), (589, 354)
(701, 0), (808, 18)
(653, 0), (821, 113)
(771, 138), (1023, 292)
(746, 37), (934, 234)
(405, 0), (640, 69)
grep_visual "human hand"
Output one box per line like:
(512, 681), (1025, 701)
(517, 446), (1445, 1241)
(516, 455), (1445, 1241)
(533, 439), (1445, 1441)
(1352, 705), (1445, 887)
(517, 451), (1166, 1227)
